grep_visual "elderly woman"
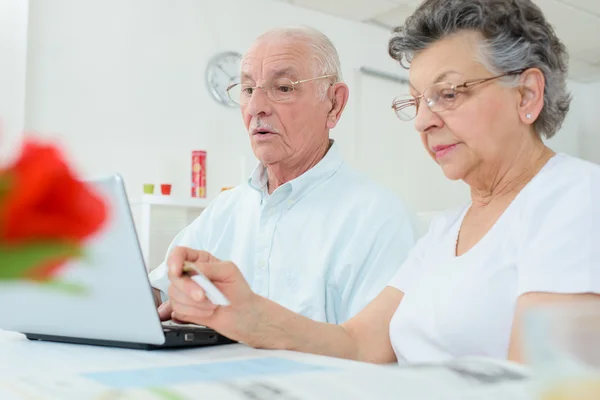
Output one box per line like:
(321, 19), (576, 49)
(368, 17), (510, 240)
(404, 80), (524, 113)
(165, 0), (600, 364)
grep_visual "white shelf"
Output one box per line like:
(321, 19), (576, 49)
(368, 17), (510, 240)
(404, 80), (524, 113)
(130, 195), (210, 268)
(135, 194), (210, 209)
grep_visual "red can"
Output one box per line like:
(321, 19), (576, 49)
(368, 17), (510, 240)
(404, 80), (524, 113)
(191, 150), (206, 198)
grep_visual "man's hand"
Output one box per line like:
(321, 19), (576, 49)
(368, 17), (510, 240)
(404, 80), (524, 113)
(152, 288), (162, 307)
(157, 300), (173, 321)
(166, 246), (262, 344)
(152, 288), (174, 321)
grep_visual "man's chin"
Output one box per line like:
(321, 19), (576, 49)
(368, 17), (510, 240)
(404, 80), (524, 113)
(253, 147), (283, 166)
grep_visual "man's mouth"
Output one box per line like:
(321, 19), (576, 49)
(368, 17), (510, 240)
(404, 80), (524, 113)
(252, 128), (275, 135)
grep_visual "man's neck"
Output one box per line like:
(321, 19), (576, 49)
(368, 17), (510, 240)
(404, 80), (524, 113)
(266, 140), (331, 195)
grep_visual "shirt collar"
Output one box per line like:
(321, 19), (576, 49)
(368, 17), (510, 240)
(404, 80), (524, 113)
(248, 140), (344, 207)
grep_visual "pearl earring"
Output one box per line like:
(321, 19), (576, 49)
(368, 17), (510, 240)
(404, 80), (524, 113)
(526, 113), (532, 119)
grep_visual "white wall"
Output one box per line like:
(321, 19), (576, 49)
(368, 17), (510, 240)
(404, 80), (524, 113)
(24, 0), (402, 203)
(577, 81), (600, 165)
(23, 0), (590, 213)
(546, 81), (583, 156)
(0, 0), (28, 164)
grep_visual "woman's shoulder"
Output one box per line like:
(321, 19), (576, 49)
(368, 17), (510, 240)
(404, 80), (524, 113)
(537, 153), (600, 184)
(522, 153), (600, 202)
(514, 153), (600, 226)
(512, 154), (600, 294)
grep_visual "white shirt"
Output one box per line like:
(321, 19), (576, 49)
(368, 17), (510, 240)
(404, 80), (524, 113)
(388, 153), (600, 364)
(150, 141), (415, 323)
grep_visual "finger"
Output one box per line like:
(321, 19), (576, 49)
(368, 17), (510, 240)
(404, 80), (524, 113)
(168, 284), (217, 311)
(196, 251), (221, 263)
(170, 315), (188, 324)
(168, 285), (198, 307)
(167, 247), (222, 279)
(167, 246), (201, 279)
(169, 274), (207, 301)
(171, 304), (216, 324)
(152, 288), (163, 307)
(157, 300), (173, 321)
(196, 261), (238, 283)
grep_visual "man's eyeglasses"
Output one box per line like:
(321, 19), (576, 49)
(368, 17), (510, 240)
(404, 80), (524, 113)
(227, 74), (336, 105)
(391, 69), (527, 121)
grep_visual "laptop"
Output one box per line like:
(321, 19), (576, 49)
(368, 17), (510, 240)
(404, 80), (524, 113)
(0, 174), (235, 350)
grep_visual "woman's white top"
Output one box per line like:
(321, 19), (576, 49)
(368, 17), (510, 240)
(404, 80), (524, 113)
(388, 153), (600, 364)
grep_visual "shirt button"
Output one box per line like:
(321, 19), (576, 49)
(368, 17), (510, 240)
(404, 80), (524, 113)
(259, 259), (267, 269)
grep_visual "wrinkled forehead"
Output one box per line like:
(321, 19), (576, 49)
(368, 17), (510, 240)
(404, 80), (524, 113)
(408, 31), (490, 94)
(241, 38), (314, 83)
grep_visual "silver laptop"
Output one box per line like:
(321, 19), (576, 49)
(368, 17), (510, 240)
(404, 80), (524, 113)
(0, 174), (234, 349)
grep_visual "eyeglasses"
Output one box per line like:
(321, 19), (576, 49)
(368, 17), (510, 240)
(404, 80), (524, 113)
(227, 74), (336, 105)
(391, 69), (527, 121)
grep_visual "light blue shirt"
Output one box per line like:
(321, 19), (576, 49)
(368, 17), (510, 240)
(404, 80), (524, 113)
(150, 141), (415, 323)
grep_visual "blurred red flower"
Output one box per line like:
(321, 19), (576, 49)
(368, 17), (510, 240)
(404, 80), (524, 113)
(0, 138), (107, 284)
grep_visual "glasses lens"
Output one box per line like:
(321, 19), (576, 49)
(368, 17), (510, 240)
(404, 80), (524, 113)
(392, 97), (417, 121)
(227, 83), (244, 105)
(425, 83), (456, 113)
(268, 78), (295, 102)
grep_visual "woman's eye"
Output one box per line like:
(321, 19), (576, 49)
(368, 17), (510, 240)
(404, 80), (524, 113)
(440, 90), (457, 101)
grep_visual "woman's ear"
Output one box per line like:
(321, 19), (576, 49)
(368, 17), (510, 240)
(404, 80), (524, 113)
(518, 68), (545, 125)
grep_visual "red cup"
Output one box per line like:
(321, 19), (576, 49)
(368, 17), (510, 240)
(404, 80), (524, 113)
(160, 184), (172, 195)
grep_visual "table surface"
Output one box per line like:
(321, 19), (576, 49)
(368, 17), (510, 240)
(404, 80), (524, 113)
(0, 329), (531, 400)
(0, 328), (365, 370)
(0, 328), (388, 399)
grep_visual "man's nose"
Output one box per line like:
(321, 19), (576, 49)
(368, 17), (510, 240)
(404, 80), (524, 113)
(245, 87), (271, 117)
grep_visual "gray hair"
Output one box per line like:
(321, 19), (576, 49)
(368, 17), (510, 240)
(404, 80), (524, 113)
(257, 25), (342, 100)
(388, 0), (571, 139)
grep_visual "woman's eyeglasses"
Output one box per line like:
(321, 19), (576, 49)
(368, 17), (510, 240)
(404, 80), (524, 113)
(392, 69), (527, 121)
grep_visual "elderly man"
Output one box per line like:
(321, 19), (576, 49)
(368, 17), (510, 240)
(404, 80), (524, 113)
(150, 25), (415, 324)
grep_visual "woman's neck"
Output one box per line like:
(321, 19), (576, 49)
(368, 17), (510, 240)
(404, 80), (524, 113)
(467, 142), (555, 208)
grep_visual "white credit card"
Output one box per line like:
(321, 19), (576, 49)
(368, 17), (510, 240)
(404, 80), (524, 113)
(183, 261), (231, 306)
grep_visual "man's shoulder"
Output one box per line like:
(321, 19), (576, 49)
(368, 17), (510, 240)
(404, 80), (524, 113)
(329, 163), (408, 207)
(317, 162), (414, 225)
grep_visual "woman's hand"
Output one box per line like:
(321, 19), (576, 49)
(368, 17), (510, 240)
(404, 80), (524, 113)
(165, 246), (394, 360)
(166, 246), (265, 346)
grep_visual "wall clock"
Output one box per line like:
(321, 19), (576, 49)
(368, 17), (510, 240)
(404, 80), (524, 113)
(205, 51), (242, 108)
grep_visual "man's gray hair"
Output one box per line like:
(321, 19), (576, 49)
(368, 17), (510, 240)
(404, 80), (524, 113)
(388, 0), (571, 139)
(258, 25), (342, 100)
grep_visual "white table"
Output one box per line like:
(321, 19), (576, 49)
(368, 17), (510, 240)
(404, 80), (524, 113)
(0, 329), (531, 400)
(0, 329), (390, 399)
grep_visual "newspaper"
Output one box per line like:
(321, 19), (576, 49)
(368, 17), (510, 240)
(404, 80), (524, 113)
(0, 356), (532, 400)
(206, 357), (532, 400)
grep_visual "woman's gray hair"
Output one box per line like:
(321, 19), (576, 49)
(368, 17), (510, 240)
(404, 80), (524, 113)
(258, 25), (342, 100)
(389, 0), (571, 138)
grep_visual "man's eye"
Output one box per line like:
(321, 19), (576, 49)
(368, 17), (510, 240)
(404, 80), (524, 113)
(276, 85), (293, 93)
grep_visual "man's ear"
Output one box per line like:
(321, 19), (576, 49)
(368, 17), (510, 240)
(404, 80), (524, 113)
(327, 83), (349, 129)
